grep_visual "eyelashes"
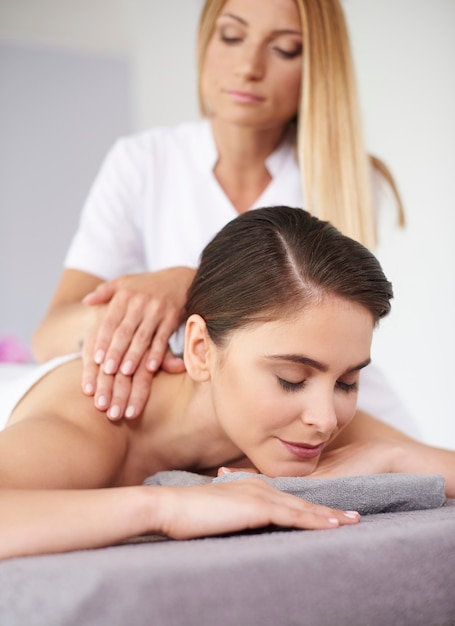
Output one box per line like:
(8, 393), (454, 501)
(277, 378), (358, 394)
(219, 32), (302, 59)
(278, 378), (306, 392)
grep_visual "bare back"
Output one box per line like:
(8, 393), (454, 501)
(2, 359), (161, 489)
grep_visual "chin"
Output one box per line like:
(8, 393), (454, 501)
(257, 462), (316, 479)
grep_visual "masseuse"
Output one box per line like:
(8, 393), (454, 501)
(32, 0), (409, 430)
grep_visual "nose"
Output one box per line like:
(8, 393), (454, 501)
(235, 43), (265, 81)
(300, 390), (338, 436)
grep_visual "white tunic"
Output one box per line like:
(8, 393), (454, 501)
(63, 119), (418, 437)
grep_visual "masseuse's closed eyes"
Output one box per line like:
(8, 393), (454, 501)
(217, 18), (302, 60)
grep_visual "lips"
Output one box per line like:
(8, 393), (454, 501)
(225, 89), (265, 104)
(279, 439), (325, 461)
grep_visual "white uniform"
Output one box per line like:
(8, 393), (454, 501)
(64, 120), (302, 278)
(63, 120), (419, 437)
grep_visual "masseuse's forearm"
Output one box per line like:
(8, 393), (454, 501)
(0, 486), (154, 560)
(32, 301), (92, 361)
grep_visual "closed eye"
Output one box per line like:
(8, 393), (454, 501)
(273, 45), (302, 59)
(336, 380), (358, 393)
(221, 33), (243, 44)
(277, 377), (306, 392)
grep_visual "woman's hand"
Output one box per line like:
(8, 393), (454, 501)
(81, 267), (195, 419)
(153, 478), (360, 539)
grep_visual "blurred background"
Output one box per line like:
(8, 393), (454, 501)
(0, 0), (454, 446)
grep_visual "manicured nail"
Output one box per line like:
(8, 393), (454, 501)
(97, 395), (107, 408)
(344, 511), (360, 519)
(94, 349), (105, 364)
(84, 383), (94, 395)
(148, 359), (158, 372)
(104, 359), (116, 374)
(125, 406), (135, 419)
(328, 518), (339, 526)
(108, 405), (121, 419)
(121, 360), (134, 376)
(219, 467), (232, 475)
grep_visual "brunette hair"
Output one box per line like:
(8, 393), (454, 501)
(197, 0), (405, 249)
(184, 206), (393, 345)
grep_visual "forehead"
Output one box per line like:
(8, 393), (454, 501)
(218, 0), (301, 29)
(223, 297), (374, 369)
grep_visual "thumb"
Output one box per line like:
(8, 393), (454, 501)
(83, 281), (117, 305)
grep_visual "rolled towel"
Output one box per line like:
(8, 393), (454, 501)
(144, 471), (446, 515)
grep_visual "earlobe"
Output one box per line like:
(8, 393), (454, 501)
(184, 314), (211, 382)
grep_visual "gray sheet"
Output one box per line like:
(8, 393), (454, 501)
(1, 500), (454, 625)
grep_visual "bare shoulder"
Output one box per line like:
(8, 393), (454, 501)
(327, 410), (414, 451)
(1, 359), (128, 489)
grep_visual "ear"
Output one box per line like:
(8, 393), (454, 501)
(183, 314), (212, 382)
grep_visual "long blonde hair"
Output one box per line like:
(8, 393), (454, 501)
(197, 0), (404, 249)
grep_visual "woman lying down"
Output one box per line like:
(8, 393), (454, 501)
(1, 206), (454, 560)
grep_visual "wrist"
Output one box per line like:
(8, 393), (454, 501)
(131, 485), (167, 538)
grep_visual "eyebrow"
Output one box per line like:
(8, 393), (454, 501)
(220, 13), (302, 36)
(266, 355), (371, 375)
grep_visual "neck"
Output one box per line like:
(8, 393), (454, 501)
(210, 118), (288, 169)
(134, 371), (243, 476)
(209, 119), (289, 213)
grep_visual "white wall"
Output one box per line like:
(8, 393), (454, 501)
(0, 0), (453, 447)
(343, 1), (455, 447)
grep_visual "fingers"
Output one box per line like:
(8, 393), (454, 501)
(156, 479), (361, 540)
(161, 352), (186, 374)
(94, 357), (154, 421)
(93, 290), (139, 374)
(94, 293), (180, 379)
(145, 311), (181, 372)
(94, 369), (131, 419)
(81, 271), (189, 411)
(217, 466), (260, 476)
(121, 357), (154, 420)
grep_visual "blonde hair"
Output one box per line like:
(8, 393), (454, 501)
(197, 0), (404, 249)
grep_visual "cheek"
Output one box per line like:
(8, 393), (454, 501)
(272, 65), (301, 112)
(201, 42), (227, 89)
(335, 393), (359, 429)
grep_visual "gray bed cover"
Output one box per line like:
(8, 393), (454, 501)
(1, 474), (454, 626)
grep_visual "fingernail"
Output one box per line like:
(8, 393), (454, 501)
(97, 395), (107, 408)
(148, 359), (158, 372)
(108, 405), (121, 419)
(104, 359), (116, 374)
(219, 467), (231, 475)
(121, 360), (134, 376)
(328, 518), (339, 526)
(125, 406), (135, 419)
(84, 383), (94, 395)
(94, 349), (105, 364)
(344, 511), (360, 519)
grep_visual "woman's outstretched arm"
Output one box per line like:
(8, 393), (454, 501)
(0, 480), (362, 561)
(315, 411), (455, 497)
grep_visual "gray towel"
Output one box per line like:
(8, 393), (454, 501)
(144, 471), (446, 514)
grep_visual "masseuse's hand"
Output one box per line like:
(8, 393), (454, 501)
(154, 478), (361, 539)
(81, 267), (195, 419)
